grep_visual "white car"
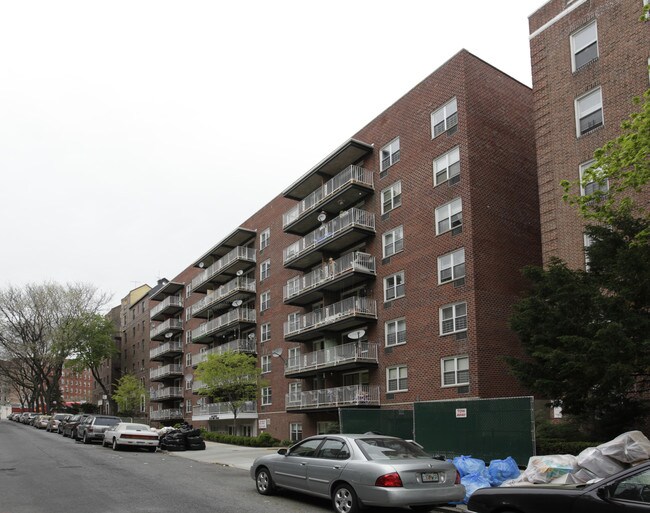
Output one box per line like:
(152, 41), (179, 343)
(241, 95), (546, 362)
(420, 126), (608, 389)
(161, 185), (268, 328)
(102, 423), (159, 452)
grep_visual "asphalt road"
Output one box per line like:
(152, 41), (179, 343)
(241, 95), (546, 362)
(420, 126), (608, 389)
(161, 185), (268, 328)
(0, 419), (332, 513)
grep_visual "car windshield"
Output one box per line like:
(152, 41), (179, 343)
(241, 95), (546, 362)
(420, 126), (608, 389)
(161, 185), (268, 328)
(125, 424), (151, 431)
(355, 438), (432, 460)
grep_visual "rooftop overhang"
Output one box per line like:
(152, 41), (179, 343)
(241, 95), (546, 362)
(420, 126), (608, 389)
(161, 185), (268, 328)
(192, 227), (257, 269)
(283, 139), (373, 201)
(149, 281), (184, 301)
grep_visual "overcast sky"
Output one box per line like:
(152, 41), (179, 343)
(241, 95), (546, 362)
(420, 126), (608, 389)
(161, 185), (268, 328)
(0, 0), (545, 307)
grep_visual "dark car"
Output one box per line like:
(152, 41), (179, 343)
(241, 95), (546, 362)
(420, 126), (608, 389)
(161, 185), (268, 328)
(467, 460), (650, 513)
(61, 414), (90, 439)
(76, 415), (121, 444)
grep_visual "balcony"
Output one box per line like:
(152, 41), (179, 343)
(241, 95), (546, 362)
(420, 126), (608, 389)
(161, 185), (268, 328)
(283, 165), (374, 235)
(191, 338), (257, 367)
(150, 408), (184, 421)
(150, 364), (183, 382)
(283, 252), (376, 306)
(284, 296), (377, 342)
(150, 386), (184, 401)
(286, 384), (380, 412)
(190, 277), (256, 319)
(191, 308), (256, 344)
(283, 208), (375, 270)
(285, 341), (379, 378)
(190, 246), (256, 294)
(150, 318), (183, 341)
(149, 340), (184, 361)
(150, 295), (183, 321)
(192, 400), (257, 421)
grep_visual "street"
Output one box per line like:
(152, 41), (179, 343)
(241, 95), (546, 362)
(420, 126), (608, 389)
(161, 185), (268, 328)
(0, 420), (331, 513)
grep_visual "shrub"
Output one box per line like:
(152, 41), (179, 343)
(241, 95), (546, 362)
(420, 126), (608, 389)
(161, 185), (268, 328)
(536, 438), (602, 455)
(199, 429), (280, 447)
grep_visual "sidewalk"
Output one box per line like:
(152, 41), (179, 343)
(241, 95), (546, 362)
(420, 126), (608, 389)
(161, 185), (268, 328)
(166, 440), (278, 470)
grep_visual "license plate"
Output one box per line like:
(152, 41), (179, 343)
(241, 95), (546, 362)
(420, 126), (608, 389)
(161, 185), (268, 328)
(421, 472), (439, 483)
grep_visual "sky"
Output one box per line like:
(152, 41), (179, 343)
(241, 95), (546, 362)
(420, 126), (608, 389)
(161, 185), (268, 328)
(0, 0), (546, 308)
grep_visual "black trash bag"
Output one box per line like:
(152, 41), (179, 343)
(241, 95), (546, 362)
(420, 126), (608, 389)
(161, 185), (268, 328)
(187, 440), (206, 451)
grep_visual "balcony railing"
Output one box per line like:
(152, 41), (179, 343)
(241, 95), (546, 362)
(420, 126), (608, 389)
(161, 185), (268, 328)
(150, 295), (183, 319)
(191, 308), (256, 343)
(284, 297), (377, 338)
(190, 277), (256, 318)
(150, 318), (183, 340)
(190, 246), (256, 292)
(283, 165), (374, 228)
(149, 364), (183, 381)
(150, 408), (184, 421)
(149, 340), (183, 360)
(284, 252), (375, 302)
(285, 341), (379, 376)
(150, 387), (183, 401)
(192, 400), (257, 418)
(286, 384), (380, 410)
(191, 339), (257, 367)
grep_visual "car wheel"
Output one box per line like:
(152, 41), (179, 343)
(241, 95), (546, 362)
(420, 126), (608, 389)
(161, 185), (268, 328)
(101, 438), (108, 448)
(112, 438), (120, 451)
(332, 483), (360, 513)
(83, 433), (90, 444)
(255, 467), (276, 495)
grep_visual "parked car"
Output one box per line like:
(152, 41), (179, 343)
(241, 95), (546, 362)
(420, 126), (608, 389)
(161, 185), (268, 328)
(61, 414), (90, 439)
(102, 422), (159, 451)
(34, 415), (51, 429)
(21, 412), (38, 425)
(467, 460), (650, 513)
(46, 413), (70, 433)
(250, 434), (464, 513)
(76, 415), (121, 444)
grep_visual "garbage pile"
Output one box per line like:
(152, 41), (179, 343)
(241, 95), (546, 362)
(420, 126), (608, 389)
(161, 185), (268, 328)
(453, 430), (650, 504)
(158, 425), (206, 451)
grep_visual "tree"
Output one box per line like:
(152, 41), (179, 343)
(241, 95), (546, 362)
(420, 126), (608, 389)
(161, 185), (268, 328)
(194, 351), (264, 434)
(112, 374), (147, 417)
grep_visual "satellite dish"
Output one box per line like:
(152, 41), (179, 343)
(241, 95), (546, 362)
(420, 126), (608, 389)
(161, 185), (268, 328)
(248, 333), (256, 340)
(165, 332), (174, 339)
(271, 348), (283, 358)
(317, 211), (327, 223)
(198, 261), (205, 268)
(232, 299), (243, 307)
(347, 329), (366, 340)
(236, 269), (244, 276)
(184, 374), (193, 382)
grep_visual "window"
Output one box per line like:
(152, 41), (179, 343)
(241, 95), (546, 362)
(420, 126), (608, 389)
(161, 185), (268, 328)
(185, 352), (192, 367)
(380, 138), (400, 171)
(438, 248), (465, 284)
(261, 355), (271, 374)
(260, 228), (270, 250)
(287, 312), (300, 333)
(381, 181), (402, 214)
(289, 438), (322, 457)
(260, 259), (270, 281)
(579, 160), (608, 196)
(185, 399), (192, 413)
(260, 291), (270, 312)
(383, 226), (404, 257)
(609, 465), (650, 502)
(433, 147), (460, 186)
(290, 422), (303, 442)
(261, 323), (271, 343)
(385, 318), (406, 347)
(431, 98), (458, 138)
(442, 356), (469, 386)
(318, 439), (350, 460)
(387, 365), (408, 392)
(384, 271), (405, 302)
(575, 87), (603, 136)
(571, 21), (598, 71)
(440, 302), (468, 335)
(261, 386), (272, 406)
(584, 233), (594, 269)
(435, 198), (462, 234)
(288, 347), (301, 368)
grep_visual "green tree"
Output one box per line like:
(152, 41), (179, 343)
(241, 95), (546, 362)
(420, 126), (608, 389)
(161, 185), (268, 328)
(112, 374), (147, 417)
(194, 351), (264, 434)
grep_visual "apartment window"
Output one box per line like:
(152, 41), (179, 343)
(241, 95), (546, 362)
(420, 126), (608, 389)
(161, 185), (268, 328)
(438, 248), (465, 284)
(260, 259), (271, 281)
(288, 347), (301, 368)
(433, 147), (460, 186)
(584, 233), (594, 269)
(387, 365), (408, 392)
(571, 21), (598, 71)
(575, 87), (603, 136)
(185, 377), (192, 390)
(440, 302), (468, 335)
(435, 198), (463, 234)
(261, 386), (272, 406)
(287, 312), (300, 333)
(260, 290), (270, 312)
(186, 307), (191, 321)
(381, 181), (402, 214)
(384, 271), (405, 302)
(383, 226), (404, 258)
(431, 97), (458, 138)
(579, 160), (608, 196)
(186, 331), (192, 345)
(385, 318), (406, 347)
(380, 137), (400, 171)
(185, 399), (192, 413)
(140, 395), (146, 413)
(442, 356), (469, 386)
(261, 323), (271, 343)
(290, 422), (303, 442)
(260, 228), (270, 250)
(261, 355), (271, 374)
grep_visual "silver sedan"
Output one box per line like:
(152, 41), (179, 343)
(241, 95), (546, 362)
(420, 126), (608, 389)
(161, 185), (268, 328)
(250, 434), (464, 513)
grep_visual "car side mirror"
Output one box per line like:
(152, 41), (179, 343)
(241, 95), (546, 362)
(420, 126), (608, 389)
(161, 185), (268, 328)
(596, 486), (611, 501)
(277, 448), (287, 456)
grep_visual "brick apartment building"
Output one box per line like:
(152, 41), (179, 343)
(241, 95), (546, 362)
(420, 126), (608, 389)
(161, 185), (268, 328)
(529, 0), (650, 268)
(60, 365), (94, 404)
(147, 49), (542, 439)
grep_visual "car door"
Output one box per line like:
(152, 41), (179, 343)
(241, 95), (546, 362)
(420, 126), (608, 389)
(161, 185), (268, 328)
(271, 438), (324, 492)
(574, 464), (650, 512)
(307, 437), (350, 497)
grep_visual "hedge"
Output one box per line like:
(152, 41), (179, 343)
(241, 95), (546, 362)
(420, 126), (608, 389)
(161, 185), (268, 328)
(536, 438), (603, 456)
(200, 430), (280, 447)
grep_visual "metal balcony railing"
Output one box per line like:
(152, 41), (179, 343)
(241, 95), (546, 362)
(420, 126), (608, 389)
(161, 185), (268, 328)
(190, 277), (256, 317)
(283, 252), (375, 301)
(286, 384), (380, 410)
(282, 165), (374, 228)
(284, 297), (377, 338)
(150, 387), (183, 401)
(150, 408), (184, 421)
(285, 341), (379, 375)
(150, 295), (182, 319)
(191, 308), (256, 342)
(150, 318), (182, 339)
(149, 364), (183, 380)
(149, 340), (183, 360)
(283, 208), (375, 265)
(191, 339), (257, 367)
(190, 246), (256, 292)
(192, 400), (257, 417)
